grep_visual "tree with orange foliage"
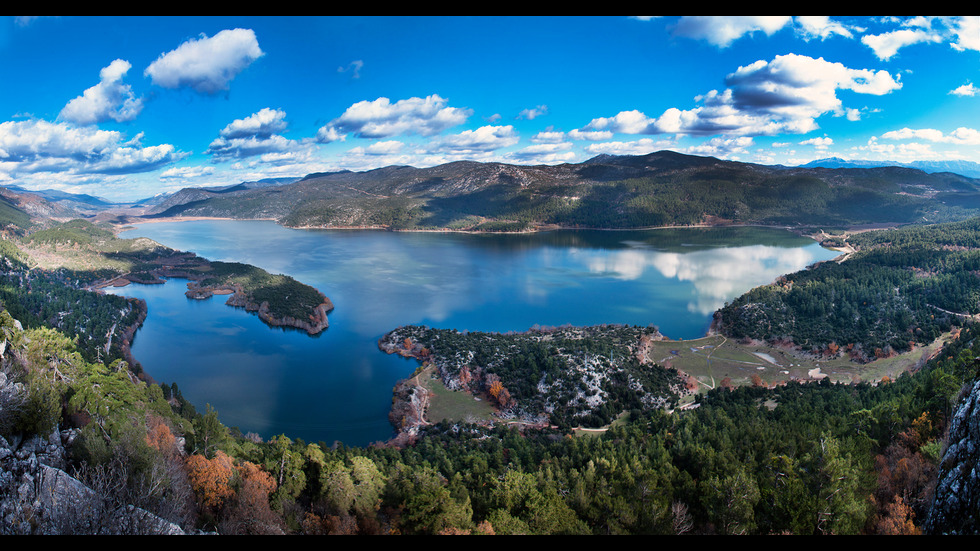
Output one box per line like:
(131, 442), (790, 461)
(487, 377), (512, 408)
(145, 416), (178, 459)
(185, 450), (236, 511)
(489, 379), (503, 400)
(874, 495), (921, 535)
(220, 461), (283, 535)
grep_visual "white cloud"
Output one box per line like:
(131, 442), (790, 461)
(584, 137), (675, 156)
(950, 83), (979, 97)
(861, 28), (942, 60)
(144, 28), (264, 94)
(582, 109), (658, 135)
(206, 108), (308, 162)
(427, 125), (519, 154)
(517, 105), (548, 120)
(316, 95), (471, 142)
(509, 142), (574, 163)
(794, 16), (856, 40)
(580, 54), (901, 139)
(0, 118), (182, 176)
(531, 131), (566, 144)
(218, 107), (287, 139)
(670, 16), (792, 48)
(860, 17), (980, 60)
(683, 136), (755, 158)
(881, 127), (980, 145)
(358, 140), (405, 156)
(159, 165), (215, 180)
(948, 16), (980, 53)
(800, 136), (833, 149)
(59, 59), (144, 125)
(567, 129), (613, 141)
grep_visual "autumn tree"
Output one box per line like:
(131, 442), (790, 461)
(220, 461), (283, 535)
(874, 495), (921, 535)
(185, 450), (236, 514)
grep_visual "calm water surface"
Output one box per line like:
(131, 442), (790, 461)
(110, 221), (839, 446)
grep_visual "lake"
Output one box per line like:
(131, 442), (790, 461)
(110, 220), (839, 446)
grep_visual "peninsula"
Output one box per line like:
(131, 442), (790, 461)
(19, 218), (334, 337)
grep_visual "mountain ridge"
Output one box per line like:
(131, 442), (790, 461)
(127, 150), (980, 232)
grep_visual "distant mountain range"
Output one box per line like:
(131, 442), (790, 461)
(799, 157), (980, 179)
(4, 152), (980, 232)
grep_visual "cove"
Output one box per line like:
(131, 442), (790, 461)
(109, 220), (840, 447)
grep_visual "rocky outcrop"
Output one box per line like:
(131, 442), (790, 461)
(0, 429), (185, 535)
(925, 378), (980, 534)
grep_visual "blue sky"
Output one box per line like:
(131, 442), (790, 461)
(1, 16), (978, 202)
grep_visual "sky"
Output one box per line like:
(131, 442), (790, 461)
(1, 15), (978, 202)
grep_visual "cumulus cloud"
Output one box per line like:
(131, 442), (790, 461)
(949, 16), (980, 52)
(217, 107), (287, 139)
(509, 142), (574, 163)
(580, 54), (901, 138)
(206, 108), (306, 161)
(144, 28), (264, 94)
(159, 165), (215, 180)
(670, 16), (793, 48)
(800, 136), (833, 150)
(316, 95), (471, 143)
(0, 118), (182, 176)
(881, 127), (980, 145)
(59, 59), (144, 125)
(426, 125), (519, 155)
(950, 83), (979, 97)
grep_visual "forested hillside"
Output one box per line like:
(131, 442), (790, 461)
(140, 151), (980, 232)
(715, 217), (980, 361)
(1, 293), (974, 534)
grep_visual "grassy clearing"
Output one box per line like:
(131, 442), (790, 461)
(418, 366), (498, 425)
(645, 331), (953, 391)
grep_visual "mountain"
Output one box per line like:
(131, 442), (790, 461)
(4, 185), (115, 209)
(136, 177), (301, 210)
(800, 157), (980, 179)
(133, 150), (980, 231)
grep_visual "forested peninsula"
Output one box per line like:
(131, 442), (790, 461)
(3, 153), (980, 534)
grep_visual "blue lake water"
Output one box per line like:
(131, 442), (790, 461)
(109, 220), (839, 446)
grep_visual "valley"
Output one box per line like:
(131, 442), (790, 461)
(2, 151), (980, 535)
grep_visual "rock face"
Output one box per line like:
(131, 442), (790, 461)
(0, 430), (185, 535)
(926, 378), (980, 534)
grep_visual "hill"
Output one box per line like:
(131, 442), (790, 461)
(133, 151), (980, 231)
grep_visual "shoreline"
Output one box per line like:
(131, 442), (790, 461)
(111, 214), (877, 238)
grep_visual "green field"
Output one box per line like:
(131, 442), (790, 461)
(414, 365), (498, 426)
(645, 331), (953, 392)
